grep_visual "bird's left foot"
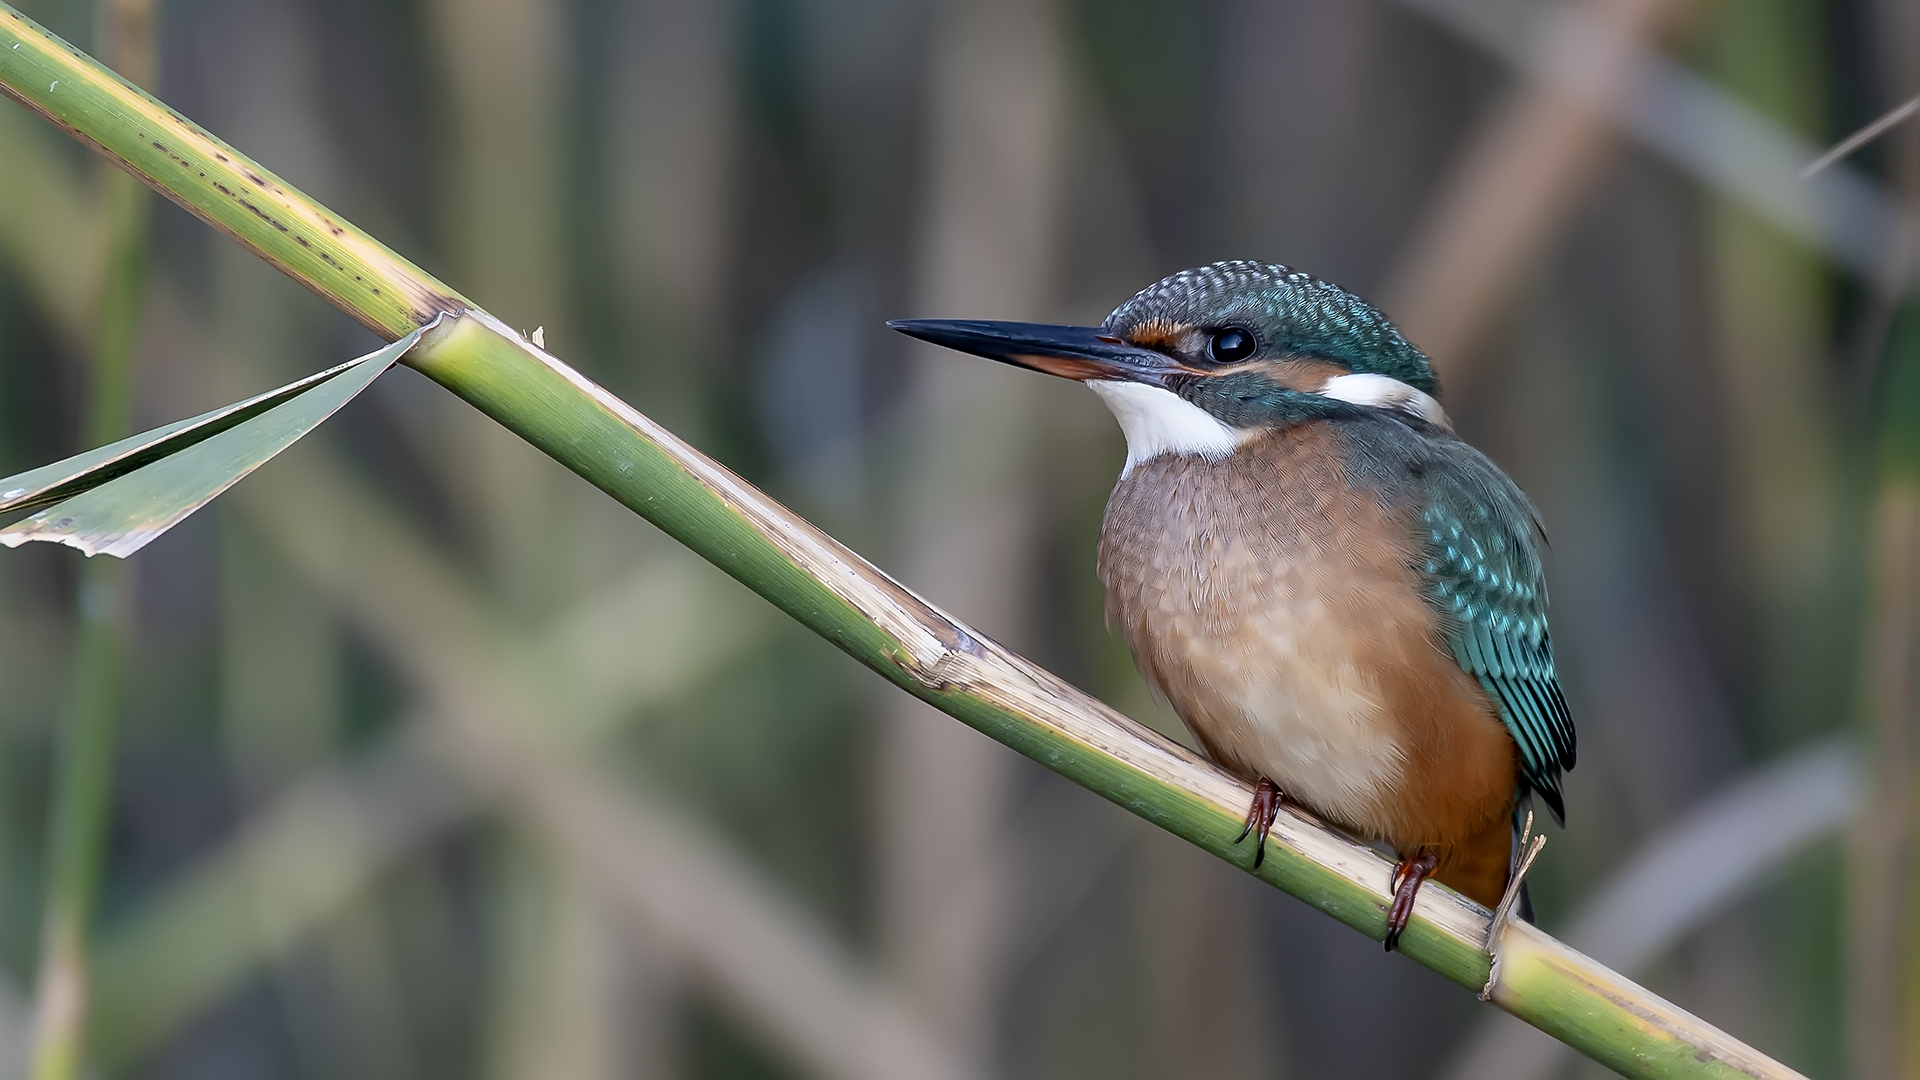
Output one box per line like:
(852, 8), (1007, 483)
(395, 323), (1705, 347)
(1385, 848), (1439, 952)
(1234, 776), (1283, 868)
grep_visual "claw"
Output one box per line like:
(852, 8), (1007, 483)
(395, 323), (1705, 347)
(1234, 776), (1283, 869)
(1384, 848), (1439, 952)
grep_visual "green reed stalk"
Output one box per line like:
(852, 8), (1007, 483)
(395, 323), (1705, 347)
(0, 7), (1809, 1077)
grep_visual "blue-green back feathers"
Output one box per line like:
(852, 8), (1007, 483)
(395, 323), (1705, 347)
(1414, 450), (1575, 822)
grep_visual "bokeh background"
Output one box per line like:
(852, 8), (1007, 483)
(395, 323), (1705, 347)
(0, 0), (1914, 1077)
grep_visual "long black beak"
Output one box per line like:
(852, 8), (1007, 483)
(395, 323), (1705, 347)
(886, 319), (1179, 384)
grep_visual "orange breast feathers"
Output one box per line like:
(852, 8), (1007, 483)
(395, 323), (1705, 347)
(1097, 425), (1518, 906)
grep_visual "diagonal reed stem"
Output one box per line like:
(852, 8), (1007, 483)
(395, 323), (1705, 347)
(0, 6), (1807, 1078)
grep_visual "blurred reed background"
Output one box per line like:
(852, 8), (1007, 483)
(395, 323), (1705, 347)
(0, 0), (1910, 1077)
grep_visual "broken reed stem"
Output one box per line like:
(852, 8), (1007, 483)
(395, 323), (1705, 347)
(27, 5), (153, 1076)
(0, 7), (1808, 1077)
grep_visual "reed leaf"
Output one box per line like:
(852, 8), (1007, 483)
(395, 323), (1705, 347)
(0, 7), (1808, 1078)
(0, 325), (425, 557)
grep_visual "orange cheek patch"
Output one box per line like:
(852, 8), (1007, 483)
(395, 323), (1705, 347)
(1124, 321), (1192, 350)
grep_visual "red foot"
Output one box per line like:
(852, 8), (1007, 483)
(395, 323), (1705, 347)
(1234, 776), (1283, 868)
(1385, 848), (1439, 951)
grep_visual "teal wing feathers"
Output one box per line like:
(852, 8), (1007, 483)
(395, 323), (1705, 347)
(1414, 448), (1575, 823)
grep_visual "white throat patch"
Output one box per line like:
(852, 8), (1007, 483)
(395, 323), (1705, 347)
(1088, 381), (1245, 477)
(1319, 373), (1451, 430)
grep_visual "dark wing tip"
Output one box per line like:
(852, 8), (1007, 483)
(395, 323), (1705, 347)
(1535, 782), (1567, 827)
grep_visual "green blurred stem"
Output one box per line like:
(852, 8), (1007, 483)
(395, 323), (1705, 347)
(31, 562), (126, 1080)
(0, 7), (1809, 1078)
(85, 167), (151, 447)
(27, 5), (153, 1077)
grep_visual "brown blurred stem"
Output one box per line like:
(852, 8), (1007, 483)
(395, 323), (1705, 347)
(26, 3), (152, 1078)
(1853, 483), (1920, 1080)
(878, 0), (1067, 1053)
(1854, 10), (1920, 1064)
(1382, 0), (1702, 382)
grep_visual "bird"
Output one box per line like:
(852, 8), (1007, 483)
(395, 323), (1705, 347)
(889, 260), (1574, 950)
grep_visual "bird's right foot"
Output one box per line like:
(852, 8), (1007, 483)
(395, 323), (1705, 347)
(1385, 847), (1440, 952)
(1234, 776), (1283, 868)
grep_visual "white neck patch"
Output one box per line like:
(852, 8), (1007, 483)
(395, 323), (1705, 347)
(1088, 380), (1245, 477)
(1319, 373), (1451, 430)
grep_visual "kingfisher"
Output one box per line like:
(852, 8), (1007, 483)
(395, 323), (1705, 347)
(890, 260), (1573, 949)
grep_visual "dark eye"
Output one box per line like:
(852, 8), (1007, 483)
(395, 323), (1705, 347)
(1208, 326), (1256, 363)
